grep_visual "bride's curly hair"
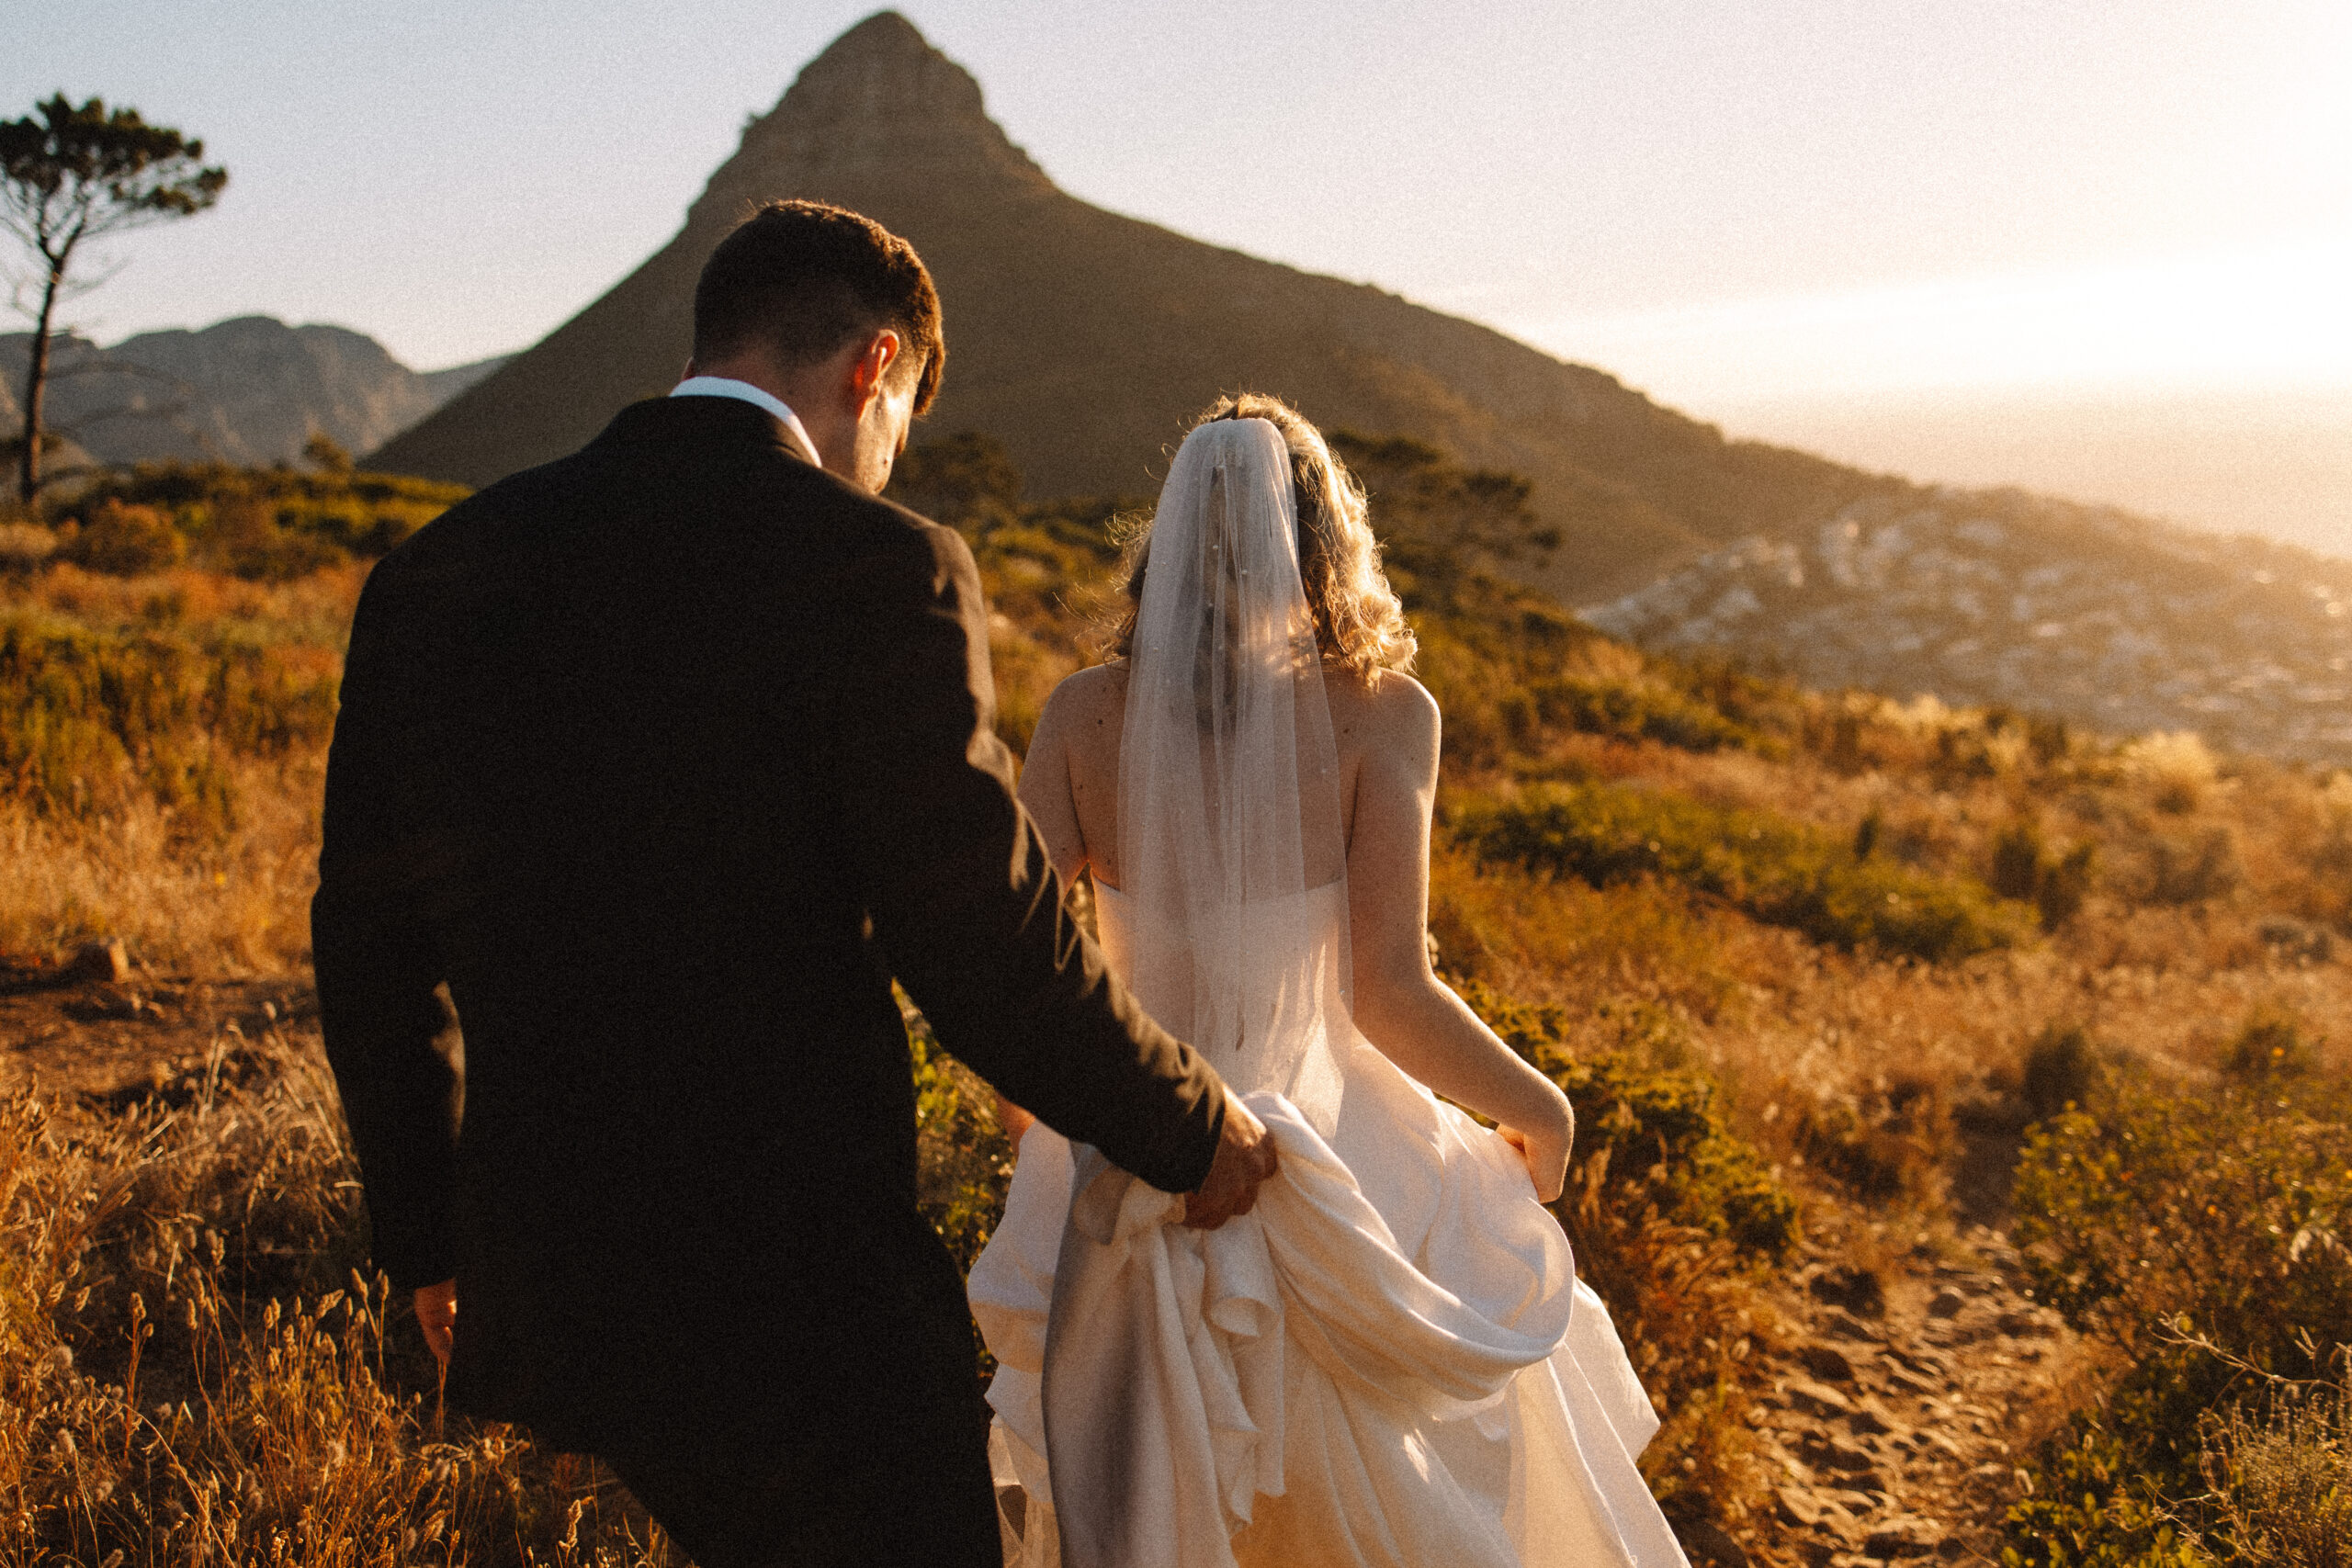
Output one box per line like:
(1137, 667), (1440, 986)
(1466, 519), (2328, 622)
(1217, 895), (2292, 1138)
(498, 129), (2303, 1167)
(1111, 393), (1417, 677)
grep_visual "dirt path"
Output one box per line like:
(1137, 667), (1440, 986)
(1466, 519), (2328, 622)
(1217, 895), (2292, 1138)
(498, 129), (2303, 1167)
(1736, 1221), (2089, 1566)
(0, 964), (312, 1102)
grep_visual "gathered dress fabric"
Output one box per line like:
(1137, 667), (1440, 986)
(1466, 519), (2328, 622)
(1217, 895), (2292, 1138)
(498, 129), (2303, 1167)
(966, 419), (1690, 1568)
(970, 886), (1687, 1568)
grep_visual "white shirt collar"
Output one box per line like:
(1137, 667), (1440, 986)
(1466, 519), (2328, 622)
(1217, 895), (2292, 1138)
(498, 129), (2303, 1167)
(669, 377), (822, 468)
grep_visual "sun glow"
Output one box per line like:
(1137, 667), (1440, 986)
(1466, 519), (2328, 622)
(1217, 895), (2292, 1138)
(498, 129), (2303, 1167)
(1516, 233), (2352, 408)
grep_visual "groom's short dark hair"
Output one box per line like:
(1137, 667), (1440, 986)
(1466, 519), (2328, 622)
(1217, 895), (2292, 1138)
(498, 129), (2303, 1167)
(694, 200), (944, 414)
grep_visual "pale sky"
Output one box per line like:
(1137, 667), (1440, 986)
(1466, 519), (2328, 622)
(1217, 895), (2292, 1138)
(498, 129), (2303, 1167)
(14, 1), (2352, 549)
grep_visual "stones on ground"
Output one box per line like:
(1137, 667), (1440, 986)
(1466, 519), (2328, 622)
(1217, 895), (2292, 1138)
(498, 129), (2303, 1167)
(1865, 1517), (1945, 1558)
(1882, 1360), (1939, 1398)
(1886, 1345), (1950, 1377)
(1821, 1306), (1882, 1341)
(1847, 1400), (1898, 1437)
(1808, 1433), (1889, 1484)
(1926, 1286), (1967, 1319)
(1776, 1486), (1827, 1528)
(1807, 1264), (1886, 1317)
(69, 939), (130, 984)
(1678, 1517), (1750, 1568)
(1800, 1341), (1858, 1383)
(1786, 1377), (1856, 1417)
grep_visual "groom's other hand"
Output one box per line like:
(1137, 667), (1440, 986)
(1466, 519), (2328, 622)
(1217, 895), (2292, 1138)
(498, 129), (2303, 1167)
(413, 1278), (457, 1368)
(1182, 1090), (1278, 1229)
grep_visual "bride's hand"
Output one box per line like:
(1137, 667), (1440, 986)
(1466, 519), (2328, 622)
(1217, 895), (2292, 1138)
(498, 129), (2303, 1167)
(1498, 1098), (1574, 1203)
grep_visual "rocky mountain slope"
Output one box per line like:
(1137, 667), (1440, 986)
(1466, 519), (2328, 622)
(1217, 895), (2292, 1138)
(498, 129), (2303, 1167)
(1583, 489), (2352, 766)
(0, 317), (505, 469)
(368, 11), (1888, 601)
(369, 11), (2350, 769)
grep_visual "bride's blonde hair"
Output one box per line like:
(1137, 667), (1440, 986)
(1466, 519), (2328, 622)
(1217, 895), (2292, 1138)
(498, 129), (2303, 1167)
(1112, 393), (1417, 677)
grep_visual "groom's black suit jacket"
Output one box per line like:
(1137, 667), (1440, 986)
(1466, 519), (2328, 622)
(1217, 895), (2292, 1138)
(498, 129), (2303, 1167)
(312, 395), (1224, 1451)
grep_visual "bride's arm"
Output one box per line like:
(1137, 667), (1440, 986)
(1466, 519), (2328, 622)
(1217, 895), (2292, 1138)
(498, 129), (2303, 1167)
(1345, 676), (1575, 1201)
(1014, 681), (1089, 884)
(994, 680), (1089, 1143)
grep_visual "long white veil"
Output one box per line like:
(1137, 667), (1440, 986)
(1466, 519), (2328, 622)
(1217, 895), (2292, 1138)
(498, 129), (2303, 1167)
(1114, 416), (1350, 1135)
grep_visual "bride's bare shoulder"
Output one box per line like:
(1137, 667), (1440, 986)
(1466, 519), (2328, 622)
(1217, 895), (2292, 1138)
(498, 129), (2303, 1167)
(1035, 660), (1130, 745)
(1326, 666), (1440, 751)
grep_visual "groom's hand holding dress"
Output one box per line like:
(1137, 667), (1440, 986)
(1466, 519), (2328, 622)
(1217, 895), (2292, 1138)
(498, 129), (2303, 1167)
(1183, 1087), (1279, 1228)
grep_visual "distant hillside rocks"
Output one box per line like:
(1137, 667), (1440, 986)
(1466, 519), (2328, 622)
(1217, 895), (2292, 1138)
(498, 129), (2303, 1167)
(1584, 492), (2352, 765)
(0, 318), (507, 469)
(368, 10), (1889, 601)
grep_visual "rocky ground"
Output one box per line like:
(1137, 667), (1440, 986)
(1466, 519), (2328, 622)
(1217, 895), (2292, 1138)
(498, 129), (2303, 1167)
(1729, 1221), (2087, 1567)
(0, 947), (315, 1103)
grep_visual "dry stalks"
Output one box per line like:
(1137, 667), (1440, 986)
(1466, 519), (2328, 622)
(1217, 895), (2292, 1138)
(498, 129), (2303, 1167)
(0, 1030), (679, 1566)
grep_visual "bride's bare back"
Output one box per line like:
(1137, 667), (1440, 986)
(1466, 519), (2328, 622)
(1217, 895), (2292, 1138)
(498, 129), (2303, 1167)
(1016, 660), (1576, 1199)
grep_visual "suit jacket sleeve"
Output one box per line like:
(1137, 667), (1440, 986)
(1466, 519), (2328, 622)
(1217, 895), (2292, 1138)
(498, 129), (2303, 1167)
(311, 566), (463, 1291)
(831, 519), (1227, 1194)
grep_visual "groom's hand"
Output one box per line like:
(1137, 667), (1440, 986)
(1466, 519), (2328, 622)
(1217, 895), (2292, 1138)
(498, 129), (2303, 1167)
(413, 1279), (457, 1368)
(1182, 1089), (1277, 1229)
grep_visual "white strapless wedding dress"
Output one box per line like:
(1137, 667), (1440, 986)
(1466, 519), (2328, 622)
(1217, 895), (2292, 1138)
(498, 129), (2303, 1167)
(967, 881), (1690, 1568)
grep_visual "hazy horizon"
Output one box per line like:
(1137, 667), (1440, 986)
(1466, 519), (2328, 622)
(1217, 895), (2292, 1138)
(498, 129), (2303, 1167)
(14, 2), (2348, 558)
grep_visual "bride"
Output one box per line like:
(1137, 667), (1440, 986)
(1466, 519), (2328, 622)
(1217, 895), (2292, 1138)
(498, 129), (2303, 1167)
(968, 396), (1689, 1568)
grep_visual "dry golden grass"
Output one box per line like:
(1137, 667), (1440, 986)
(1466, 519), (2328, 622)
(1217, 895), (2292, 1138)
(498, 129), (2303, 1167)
(0, 561), (354, 978)
(0, 561), (367, 649)
(0, 750), (324, 976)
(1, 1028), (684, 1566)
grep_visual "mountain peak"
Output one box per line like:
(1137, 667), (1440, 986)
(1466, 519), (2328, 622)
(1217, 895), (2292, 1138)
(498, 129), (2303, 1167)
(686, 11), (1046, 230)
(814, 10), (933, 64)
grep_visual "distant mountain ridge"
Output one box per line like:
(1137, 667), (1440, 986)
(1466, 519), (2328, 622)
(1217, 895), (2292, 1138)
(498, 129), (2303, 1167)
(369, 10), (2349, 768)
(0, 317), (507, 469)
(369, 11), (1889, 602)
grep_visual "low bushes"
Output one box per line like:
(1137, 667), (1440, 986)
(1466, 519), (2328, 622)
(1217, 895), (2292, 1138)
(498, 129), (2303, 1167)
(0, 616), (339, 829)
(1454, 781), (2036, 961)
(46, 460), (467, 582)
(1529, 674), (1764, 755)
(2005, 1021), (2352, 1565)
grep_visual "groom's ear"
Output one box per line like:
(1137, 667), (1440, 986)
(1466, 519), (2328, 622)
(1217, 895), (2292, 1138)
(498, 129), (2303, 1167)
(844, 329), (907, 412)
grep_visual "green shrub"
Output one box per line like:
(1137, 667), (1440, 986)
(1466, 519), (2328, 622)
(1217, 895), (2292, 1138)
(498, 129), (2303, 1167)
(1994, 821), (2045, 899)
(2146, 829), (2240, 906)
(1530, 675), (1763, 754)
(1458, 979), (1786, 1527)
(0, 521), (59, 573)
(1993, 820), (2099, 928)
(55, 460), (465, 573)
(2023, 1023), (2100, 1122)
(2006, 1055), (2352, 1566)
(2002, 1414), (2210, 1568)
(61, 498), (186, 575)
(1455, 781), (2037, 961)
(897, 988), (1014, 1277)
(0, 617), (338, 823)
(2221, 1006), (2322, 1083)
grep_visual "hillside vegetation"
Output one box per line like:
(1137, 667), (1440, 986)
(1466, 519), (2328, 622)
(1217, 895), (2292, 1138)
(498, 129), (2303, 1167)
(0, 435), (2346, 1564)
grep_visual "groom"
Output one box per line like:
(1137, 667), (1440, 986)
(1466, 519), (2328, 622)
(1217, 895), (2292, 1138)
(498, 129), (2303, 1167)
(313, 200), (1274, 1565)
